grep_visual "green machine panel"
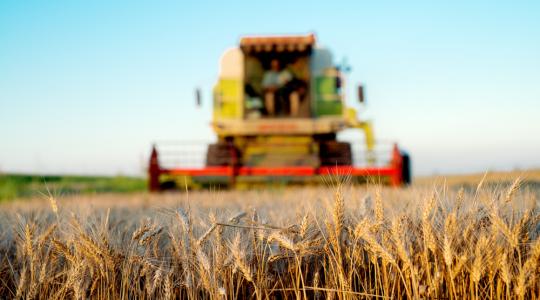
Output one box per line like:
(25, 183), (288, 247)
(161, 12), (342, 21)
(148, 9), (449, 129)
(314, 76), (342, 116)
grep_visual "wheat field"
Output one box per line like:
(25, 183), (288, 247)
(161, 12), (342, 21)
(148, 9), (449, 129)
(1, 176), (539, 299)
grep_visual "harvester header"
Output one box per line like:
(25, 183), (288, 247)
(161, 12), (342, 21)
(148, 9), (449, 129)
(148, 33), (411, 191)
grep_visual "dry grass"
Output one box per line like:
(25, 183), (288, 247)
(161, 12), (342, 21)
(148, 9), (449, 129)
(0, 178), (539, 299)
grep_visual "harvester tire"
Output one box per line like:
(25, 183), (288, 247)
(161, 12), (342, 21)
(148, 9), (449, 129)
(206, 143), (237, 166)
(401, 152), (411, 185)
(319, 141), (352, 166)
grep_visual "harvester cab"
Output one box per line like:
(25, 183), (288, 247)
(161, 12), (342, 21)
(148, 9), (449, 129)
(148, 34), (411, 191)
(241, 35), (315, 119)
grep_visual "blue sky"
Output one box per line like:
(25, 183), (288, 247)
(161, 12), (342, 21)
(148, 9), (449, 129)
(1, 0), (539, 176)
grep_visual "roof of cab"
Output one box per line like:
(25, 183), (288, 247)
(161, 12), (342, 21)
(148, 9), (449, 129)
(240, 33), (316, 53)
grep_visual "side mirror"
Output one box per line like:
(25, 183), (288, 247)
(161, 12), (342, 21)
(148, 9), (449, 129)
(357, 85), (365, 104)
(195, 88), (202, 107)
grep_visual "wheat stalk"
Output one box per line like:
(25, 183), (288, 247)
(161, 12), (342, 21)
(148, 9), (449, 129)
(505, 176), (522, 203)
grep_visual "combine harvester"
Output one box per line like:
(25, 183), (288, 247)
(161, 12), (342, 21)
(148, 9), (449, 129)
(148, 34), (410, 191)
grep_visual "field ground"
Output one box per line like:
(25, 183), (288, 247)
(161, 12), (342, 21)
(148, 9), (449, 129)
(1, 170), (539, 299)
(415, 168), (540, 186)
(2, 168), (539, 202)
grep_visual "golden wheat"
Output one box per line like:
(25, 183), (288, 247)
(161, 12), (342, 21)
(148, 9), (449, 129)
(0, 178), (539, 299)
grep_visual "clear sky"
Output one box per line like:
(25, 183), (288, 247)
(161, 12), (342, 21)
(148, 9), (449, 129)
(1, 0), (539, 177)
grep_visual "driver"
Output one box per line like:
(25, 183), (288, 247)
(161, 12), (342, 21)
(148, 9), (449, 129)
(262, 59), (292, 116)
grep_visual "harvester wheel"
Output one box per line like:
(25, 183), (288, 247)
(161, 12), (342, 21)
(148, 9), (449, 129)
(319, 141), (352, 166)
(206, 143), (238, 166)
(401, 152), (411, 185)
